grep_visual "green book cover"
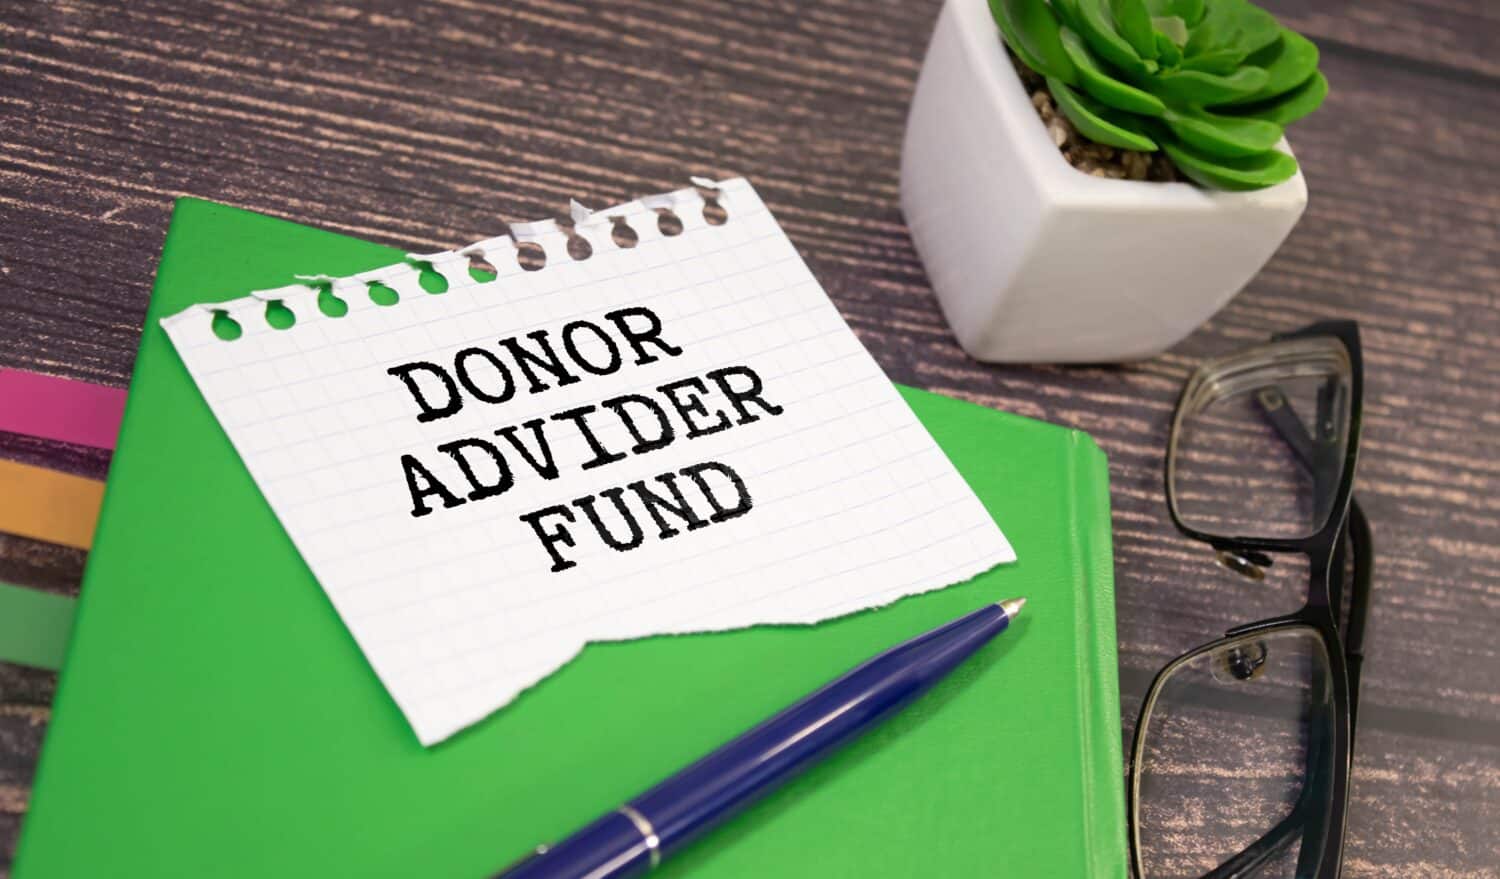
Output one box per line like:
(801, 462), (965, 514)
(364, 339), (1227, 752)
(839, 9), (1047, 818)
(15, 200), (1127, 878)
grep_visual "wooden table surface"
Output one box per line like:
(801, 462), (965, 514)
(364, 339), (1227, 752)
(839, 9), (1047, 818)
(2, 1), (1497, 875)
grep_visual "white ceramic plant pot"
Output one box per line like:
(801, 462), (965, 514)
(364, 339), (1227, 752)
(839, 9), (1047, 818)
(901, 0), (1308, 363)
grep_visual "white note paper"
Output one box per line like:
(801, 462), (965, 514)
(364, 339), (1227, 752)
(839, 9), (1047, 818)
(162, 178), (1015, 745)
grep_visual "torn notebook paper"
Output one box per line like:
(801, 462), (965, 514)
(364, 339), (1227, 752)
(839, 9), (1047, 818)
(160, 177), (1016, 745)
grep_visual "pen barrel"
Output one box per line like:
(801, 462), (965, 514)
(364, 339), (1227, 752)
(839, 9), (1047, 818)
(497, 603), (1013, 879)
(500, 812), (654, 879)
(635, 603), (1012, 860)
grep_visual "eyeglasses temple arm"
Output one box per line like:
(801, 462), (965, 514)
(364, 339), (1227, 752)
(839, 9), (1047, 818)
(1255, 383), (1344, 537)
(1255, 389), (1373, 729)
(1343, 500), (1371, 734)
(1293, 677), (1337, 878)
(1199, 673), (1337, 879)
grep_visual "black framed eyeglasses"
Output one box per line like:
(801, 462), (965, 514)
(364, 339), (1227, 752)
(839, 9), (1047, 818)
(1129, 321), (1372, 879)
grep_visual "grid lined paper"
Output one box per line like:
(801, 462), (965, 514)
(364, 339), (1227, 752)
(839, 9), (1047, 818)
(162, 178), (1015, 745)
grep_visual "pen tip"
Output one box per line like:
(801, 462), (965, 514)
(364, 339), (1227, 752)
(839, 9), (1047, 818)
(998, 597), (1026, 618)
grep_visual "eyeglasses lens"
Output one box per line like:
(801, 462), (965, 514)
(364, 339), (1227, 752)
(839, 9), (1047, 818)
(1169, 338), (1353, 541)
(1135, 627), (1337, 878)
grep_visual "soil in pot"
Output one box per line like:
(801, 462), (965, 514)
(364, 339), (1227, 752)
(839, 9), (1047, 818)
(1009, 51), (1182, 183)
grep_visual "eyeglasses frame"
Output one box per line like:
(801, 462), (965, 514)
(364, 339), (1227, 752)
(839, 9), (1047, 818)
(1130, 320), (1370, 879)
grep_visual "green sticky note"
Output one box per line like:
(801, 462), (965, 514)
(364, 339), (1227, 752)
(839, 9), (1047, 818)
(0, 581), (76, 671)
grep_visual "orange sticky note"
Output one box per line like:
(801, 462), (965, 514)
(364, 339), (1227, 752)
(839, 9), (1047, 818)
(0, 459), (105, 550)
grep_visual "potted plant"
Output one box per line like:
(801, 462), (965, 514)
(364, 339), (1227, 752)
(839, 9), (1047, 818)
(901, 0), (1328, 363)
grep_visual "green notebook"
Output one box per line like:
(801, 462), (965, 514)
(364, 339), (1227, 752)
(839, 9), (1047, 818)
(15, 200), (1126, 878)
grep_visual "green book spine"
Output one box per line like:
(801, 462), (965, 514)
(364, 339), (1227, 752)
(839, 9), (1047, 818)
(1071, 427), (1128, 879)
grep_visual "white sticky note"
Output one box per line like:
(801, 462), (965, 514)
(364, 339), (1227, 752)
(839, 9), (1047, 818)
(162, 178), (1015, 745)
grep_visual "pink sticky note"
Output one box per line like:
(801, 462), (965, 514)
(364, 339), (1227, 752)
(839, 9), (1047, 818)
(0, 369), (127, 451)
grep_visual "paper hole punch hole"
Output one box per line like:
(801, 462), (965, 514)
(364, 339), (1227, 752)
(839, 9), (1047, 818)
(263, 298), (296, 330)
(516, 241), (547, 272)
(368, 281), (400, 307)
(465, 250), (499, 283)
(319, 286), (349, 318)
(409, 259), (449, 294)
(297, 276), (349, 318)
(655, 207), (684, 237)
(565, 223), (593, 261)
(610, 216), (638, 249)
(210, 308), (242, 341)
(690, 175), (731, 226)
(701, 196), (728, 226)
(693, 182), (729, 225)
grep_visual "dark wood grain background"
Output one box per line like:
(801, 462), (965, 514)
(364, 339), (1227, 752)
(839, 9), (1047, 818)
(2, 1), (1497, 875)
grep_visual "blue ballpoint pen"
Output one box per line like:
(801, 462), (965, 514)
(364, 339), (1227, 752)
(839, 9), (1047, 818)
(497, 597), (1027, 879)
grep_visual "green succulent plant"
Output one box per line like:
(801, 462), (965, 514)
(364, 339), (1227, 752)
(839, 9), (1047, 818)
(991, 0), (1327, 190)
